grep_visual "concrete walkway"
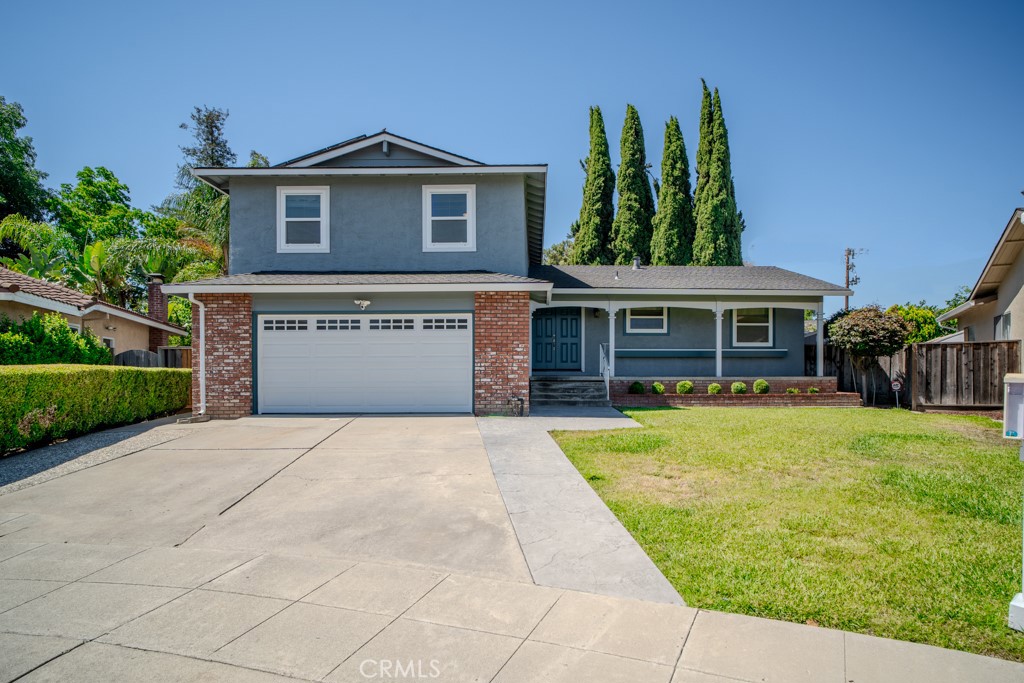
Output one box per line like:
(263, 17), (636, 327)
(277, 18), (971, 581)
(478, 407), (683, 604)
(0, 413), (1022, 682)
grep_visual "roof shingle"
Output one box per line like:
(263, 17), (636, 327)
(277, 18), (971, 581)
(529, 265), (849, 292)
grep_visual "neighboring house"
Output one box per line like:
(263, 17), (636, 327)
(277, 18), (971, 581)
(164, 131), (850, 418)
(937, 208), (1024, 344)
(0, 267), (185, 358)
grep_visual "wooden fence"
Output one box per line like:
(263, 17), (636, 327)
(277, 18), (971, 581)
(816, 340), (1020, 410)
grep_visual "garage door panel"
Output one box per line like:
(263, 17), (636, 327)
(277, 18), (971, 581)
(258, 313), (473, 413)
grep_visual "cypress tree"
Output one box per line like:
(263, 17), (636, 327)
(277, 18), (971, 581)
(571, 106), (615, 264)
(650, 117), (696, 265)
(610, 104), (655, 265)
(692, 80), (714, 226)
(712, 89), (743, 265)
(692, 86), (743, 265)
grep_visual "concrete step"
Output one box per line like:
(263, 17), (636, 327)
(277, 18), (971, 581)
(532, 399), (613, 408)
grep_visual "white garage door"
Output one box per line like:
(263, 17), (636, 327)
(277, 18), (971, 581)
(257, 313), (473, 413)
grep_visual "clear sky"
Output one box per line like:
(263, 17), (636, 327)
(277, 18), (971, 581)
(6, 0), (1023, 312)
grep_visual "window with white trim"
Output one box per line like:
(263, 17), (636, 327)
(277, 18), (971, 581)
(422, 185), (476, 252)
(625, 307), (668, 334)
(733, 308), (773, 346)
(277, 186), (329, 253)
(68, 324), (80, 334)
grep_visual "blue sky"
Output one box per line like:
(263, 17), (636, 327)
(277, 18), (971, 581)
(7, 1), (1023, 312)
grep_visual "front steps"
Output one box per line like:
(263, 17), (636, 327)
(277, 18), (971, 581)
(530, 376), (610, 407)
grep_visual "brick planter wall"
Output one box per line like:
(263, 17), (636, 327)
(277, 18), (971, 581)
(610, 377), (858, 407)
(191, 294), (253, 419)
(474, 291), (531, 416)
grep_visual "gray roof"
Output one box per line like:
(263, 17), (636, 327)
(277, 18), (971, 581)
(529, 265), (850, 293)
(166, 271), (549, 288)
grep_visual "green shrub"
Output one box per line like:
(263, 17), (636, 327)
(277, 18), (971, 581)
(651, 382), (665, 395)
(787, 387), (801, 394)
(808, 386), (820, 394)
(628, 381), (645, 394)
(0, 312), (111, 365)
(753, 379), (769, 394)
(708, 383), (722, 395)
(676, 380), (694, 394)
(0, 365), (192, 453)
(731, 382), (747, 394)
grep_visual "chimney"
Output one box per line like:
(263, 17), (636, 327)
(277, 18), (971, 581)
(632, 256), (642, 270)
(147, 273), (169, 353)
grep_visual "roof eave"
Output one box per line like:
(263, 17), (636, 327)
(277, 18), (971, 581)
(163, 282), (553, 295)
(935, 295), (996, 323)
(549, 287), (852, 297)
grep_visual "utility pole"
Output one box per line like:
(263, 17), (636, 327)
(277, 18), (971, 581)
(844, 248), (865, 310)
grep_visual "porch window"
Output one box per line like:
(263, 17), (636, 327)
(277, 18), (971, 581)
(733, 308), (773, 346)
(625, 307), (668, 334)
(277, 186), (330, 253)
(422, 185), (476, 252)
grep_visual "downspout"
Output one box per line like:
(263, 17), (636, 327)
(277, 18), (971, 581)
(188, 293), (207, 417)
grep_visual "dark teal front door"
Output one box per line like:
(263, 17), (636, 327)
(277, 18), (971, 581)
(533, 307), (581, 371)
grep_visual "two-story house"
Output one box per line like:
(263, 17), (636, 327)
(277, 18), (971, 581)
(163, 131), (850, 417)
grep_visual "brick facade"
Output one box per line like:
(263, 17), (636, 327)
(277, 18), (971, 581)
(191, 293), (253, 419)
(147, 275), (169, 353)
(474, 291), (531, 416)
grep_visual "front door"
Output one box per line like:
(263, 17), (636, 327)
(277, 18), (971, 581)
(532, 307), (581, 371)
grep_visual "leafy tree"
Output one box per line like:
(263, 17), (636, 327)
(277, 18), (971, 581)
(247, 150), (270, 168)
(829, 305), (912, 402)
(0, 97), (49, 223)
(692, 85), (743, 265)
(650, 116), (695, 265)
(887, 302), (955, 342)
(0, 97), (50, 261)
(49, 166), (141, 249)
(572, 106), (615, 264)
(610, 105), (654, 265)
(544, 236), (574, 265)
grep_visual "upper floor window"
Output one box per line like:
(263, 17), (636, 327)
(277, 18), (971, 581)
(995, 313), (1011, 340)
(422, 185), (476, 252)
(733, 308), (773, 346)
(277, 186), (330, 253)
(626, 307), (668, 334)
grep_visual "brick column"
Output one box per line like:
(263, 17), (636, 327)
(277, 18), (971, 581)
(474, 291), (531, 416)
(148, 274), (169, 353)
(191, 293), (253, 419)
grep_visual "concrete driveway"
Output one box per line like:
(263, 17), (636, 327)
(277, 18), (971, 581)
(1, 414), (1021, 682)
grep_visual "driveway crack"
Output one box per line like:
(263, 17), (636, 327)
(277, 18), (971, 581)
(216, 418), (357, 516)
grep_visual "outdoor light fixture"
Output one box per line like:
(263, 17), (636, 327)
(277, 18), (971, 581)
(354, 299), (372, 310)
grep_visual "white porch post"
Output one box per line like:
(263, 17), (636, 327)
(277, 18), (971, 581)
(816, 303), (824, 378)
(607, 306), (616, 377)
(714, 307), (724, 378)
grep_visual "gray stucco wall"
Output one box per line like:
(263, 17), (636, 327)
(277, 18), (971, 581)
(252, 292), (474, 313)
(229, 174), (529, 276)
(540, 305), (806, 377)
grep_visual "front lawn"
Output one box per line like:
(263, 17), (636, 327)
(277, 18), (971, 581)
(552, 407), (1024, 661)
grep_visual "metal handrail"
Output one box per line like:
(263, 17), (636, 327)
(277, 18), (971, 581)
(599, 343), (610, 399)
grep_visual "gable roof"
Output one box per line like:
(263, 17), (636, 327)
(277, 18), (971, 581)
(275, 131), (484, 168)
(964, 208), (1024, 301)
(530, 265), (850, 296)
(0, 267), (186, 334)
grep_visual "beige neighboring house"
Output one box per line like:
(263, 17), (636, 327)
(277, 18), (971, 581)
(938, 208), (1024, 344)
(0, 266), (186, 358)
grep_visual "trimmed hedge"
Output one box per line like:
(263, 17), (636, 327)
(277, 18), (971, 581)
(0, 365), (192, 453)
(753, 379), (770, 394)
(651, 382), (665, 395)
(676, 380), (694, 394)
(628, 381), (645, 394)
(708, 383), (722, 395)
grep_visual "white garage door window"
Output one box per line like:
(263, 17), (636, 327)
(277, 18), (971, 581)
(257, 313), (473, 413)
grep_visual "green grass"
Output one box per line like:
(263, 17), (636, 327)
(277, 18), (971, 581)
(551, 407), (1024, 661)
